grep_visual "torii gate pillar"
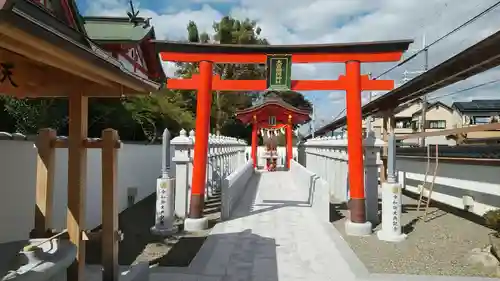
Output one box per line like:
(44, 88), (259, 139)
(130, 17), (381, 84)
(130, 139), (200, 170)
(344, 60), (371, 235)
(251, 116), (258, 168)
(184, 60), (213, 231)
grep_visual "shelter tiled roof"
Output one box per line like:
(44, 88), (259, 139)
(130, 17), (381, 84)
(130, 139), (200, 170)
(84, 17), (153, 42)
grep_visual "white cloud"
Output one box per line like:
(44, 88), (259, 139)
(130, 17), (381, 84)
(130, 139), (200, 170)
(84, 0), (500, 135)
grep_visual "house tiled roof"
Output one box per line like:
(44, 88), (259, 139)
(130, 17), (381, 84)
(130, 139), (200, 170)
(411, 101), (452, 116)
(452, 100), (500, 113)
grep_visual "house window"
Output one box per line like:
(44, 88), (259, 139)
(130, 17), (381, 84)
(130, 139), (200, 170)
(395, 118), (412, 129)
(473, 116), (491, 125)
(427, 120), (446, 129)
(411, 120), (419, 131)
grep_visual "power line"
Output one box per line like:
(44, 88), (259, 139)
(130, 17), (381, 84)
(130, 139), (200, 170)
(374, 0), (500, 80)
(427, 77), (500, 101)
(314, 1), (500, 137)
(332, 108), (346, 121)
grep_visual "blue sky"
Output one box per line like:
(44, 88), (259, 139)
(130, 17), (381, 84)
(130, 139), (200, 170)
(76, 0), (500, 134)
(77, 0), (232, 17)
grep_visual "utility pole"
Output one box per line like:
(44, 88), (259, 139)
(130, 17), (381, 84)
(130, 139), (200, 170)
(311, 102), (316, 138)
(420, 34), (429, 147)
(401, 34), (428, 147)
(310, 96), (317, 138)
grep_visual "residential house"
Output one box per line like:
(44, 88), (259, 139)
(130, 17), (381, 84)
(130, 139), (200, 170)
(364, 100), (455, 145)
(450, 100), (500, 144)
(365, 99), (422, 141)
(411, 101), (455, 145)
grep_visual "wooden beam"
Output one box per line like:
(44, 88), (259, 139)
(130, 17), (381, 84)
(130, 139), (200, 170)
(66, 94), (88, 281)
(101, 129), (120, 281)
(166, 74), (394, 91)
(0, 48), (79, 96)
(0, 23), (151, 93)
(0, 48), (133, 97)
(34, 128), (57, 236)
(160, 51), (405, 64)
(0, 29), (116, 89)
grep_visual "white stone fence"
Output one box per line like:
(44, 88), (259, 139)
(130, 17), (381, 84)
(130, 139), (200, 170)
(298, 134), (383, 224)
(171, 129), (247, 219)
(289, 160), (330, 222)
(221, 159), (254, 220)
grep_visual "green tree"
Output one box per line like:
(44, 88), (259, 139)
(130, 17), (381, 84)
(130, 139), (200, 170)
(1, 97), (68, 135)
(274, 91), (313, 113)
(179, 17), (268, 140)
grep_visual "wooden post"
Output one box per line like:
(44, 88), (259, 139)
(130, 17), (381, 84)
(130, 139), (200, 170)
(34, 128), (56, 237)
(66, 95), (88, 281)
(251, 116), (258, 168)
(101, 129), (119, 281)
(345, 60), (366, 224)
(286, 115), (293, 169)
(189, 60), (213, 219)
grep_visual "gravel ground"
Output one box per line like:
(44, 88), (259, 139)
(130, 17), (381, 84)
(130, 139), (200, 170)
(332, 192), (498, 277)
(86, 192), (221, 267)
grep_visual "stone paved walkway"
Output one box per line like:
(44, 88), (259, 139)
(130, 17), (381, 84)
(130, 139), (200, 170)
(150, 170), (356, 281)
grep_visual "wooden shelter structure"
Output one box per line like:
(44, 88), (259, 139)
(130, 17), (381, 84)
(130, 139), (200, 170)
(235, 92), (311, 169)
(0, 1), (161, 281)
(155, 38), (412, 236)
(83, 16), (166, 82)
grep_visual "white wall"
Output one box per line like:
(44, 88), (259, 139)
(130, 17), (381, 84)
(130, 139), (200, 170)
(397, 158), (500, 216)
(0, 140), (37, 244)
(0, 139), (163, 243)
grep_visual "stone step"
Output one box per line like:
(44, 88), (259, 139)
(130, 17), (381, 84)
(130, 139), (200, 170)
(204, 201), (221, 208)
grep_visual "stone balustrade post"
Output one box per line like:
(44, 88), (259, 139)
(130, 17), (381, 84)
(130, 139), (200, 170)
(229, 138), (236, 173)
(216, 138), (223, 193)
(234, 138), (241, 170)
(363, 132), (383, 225)
(188, 130), (195, 195)
(210, 135), (219, 193)
(171, 129), (193, 219)
(297, 141), (306, 166)
(226, 137), (232, 173)
(239, 140), (246, 166)
(207, 134), (215, 198)
(222, 137), (229, 176)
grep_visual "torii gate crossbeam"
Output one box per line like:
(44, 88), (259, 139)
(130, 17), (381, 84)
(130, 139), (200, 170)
(155, 39), (412, 236)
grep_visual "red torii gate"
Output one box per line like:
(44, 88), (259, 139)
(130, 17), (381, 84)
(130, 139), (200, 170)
(155, 39), (412, 230)
(235, 92), (311, 170)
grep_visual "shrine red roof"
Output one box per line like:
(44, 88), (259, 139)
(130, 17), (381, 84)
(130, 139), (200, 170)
(235, 92), (311, 125)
